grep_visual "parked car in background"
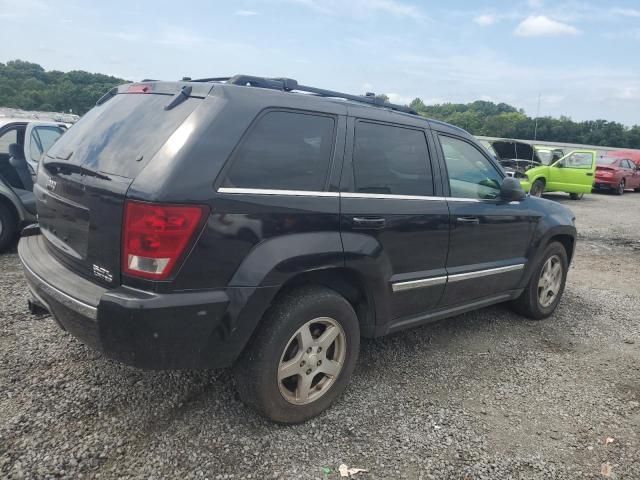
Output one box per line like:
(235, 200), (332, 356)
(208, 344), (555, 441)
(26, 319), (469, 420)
(482, 139), (542, 177)
(0, 118), (67, 174)
(0, 119), (65, 251)
(594, 156), (640, 194)
(18, 76), (577, 423)
(533, 146), (564, 165)
(608, 149), (640, 168)
(520, 150), (597, 200)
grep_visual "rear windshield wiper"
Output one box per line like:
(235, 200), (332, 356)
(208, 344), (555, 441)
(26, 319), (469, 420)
(164, 85), (192, 111)
(44, 161), (112, 181)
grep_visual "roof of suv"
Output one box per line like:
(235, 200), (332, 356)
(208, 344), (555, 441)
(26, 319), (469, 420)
(115, 74), (473, 140)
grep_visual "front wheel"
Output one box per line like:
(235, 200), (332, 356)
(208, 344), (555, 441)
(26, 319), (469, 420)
(510, 242), (568, 320)
(615, 179), (625, 195)
(569, 193), (584, 200)
(233, 285), (360, 423)
(530, 179), (545, 197)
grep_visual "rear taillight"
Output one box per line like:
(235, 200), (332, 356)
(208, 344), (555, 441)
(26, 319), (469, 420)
(122, 200), (208, 280)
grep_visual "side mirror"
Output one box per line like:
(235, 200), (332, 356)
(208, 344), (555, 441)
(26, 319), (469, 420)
(500, 177), (526, 202)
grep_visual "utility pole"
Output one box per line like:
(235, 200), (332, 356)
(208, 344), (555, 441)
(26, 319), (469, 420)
(533, 93), (541, 141)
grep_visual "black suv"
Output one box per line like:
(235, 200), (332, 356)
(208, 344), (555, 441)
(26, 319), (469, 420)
(18, 76), (576, 423)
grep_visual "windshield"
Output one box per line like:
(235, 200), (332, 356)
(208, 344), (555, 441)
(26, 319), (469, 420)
(536, 150), (553, 165)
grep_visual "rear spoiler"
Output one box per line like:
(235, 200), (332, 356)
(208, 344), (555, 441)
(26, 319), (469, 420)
(96, 81), (214, 106)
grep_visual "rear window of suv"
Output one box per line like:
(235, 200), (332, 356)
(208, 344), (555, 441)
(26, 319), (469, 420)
(46, 93), (201, 178)
(222, 111), (335, 192)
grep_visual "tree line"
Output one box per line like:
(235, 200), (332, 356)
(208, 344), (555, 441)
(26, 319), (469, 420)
(0, 60), (124, 116)
(1, 59), (639, 148)
(409, 98), (640, 149)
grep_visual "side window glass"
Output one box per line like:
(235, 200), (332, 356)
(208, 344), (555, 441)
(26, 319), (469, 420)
(439, 135), (503, 200)
(559, 152), (593, 169)
(223, 111), (335, 191)
(30, 130), (43, 162)
(353, 122), (433, 196)
(35, 127), (64, 158)
(0, 128), (18, 155)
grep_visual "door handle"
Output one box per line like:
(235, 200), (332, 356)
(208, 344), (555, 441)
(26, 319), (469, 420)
(353, 217), (386, 229)
(456, 216), (480, 225)
(586, 172), (593, 176)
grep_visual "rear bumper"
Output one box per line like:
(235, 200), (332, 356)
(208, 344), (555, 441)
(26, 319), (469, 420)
(593, 180), (617, 189)
(18, 232), (277, 369)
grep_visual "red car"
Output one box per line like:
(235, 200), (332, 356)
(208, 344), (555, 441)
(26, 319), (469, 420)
(609, 149), (640, 168)
(594, 156), (640, 195)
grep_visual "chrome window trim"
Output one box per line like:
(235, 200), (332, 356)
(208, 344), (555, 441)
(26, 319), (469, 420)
(218, 187), (339, 197)
(392, 276), (447, 292)
(217, 187), (486, 203)
(447, 264), (525, 283)
(341, 192), (444, 201)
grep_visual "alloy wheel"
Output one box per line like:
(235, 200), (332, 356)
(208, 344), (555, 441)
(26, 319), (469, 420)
(538, 255), (563, 308)
(277, 317), (346, 405)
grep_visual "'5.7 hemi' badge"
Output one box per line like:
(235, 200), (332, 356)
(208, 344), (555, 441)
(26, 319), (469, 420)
(92, 264), (113, 283)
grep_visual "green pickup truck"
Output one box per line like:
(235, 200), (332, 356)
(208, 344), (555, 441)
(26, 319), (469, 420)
(520, 150), (597, 200)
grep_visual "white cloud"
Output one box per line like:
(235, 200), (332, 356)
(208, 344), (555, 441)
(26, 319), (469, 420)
(384, 92), (415, 105)
(514, 15), (580, 37)
(155, 26), (206, 47)
(235, 9), (259, 16)
(474, 14), (497, 26)
(284, 0), (425, 20)
(611, 7), (640, 18)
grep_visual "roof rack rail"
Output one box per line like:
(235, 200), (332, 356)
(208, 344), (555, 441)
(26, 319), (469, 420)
(190, 74), (417, 115)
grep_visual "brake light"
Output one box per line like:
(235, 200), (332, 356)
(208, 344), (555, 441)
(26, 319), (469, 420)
(127, 83), (152, 93)
(122, 200), (208, 280)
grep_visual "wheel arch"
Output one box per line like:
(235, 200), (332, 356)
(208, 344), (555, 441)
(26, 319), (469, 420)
(549, 233), (575, 265)
(266, 267), (377, 337)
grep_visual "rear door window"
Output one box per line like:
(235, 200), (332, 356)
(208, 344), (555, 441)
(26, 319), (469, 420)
(222, 111), (335, 191)
(352, 121), (433, 196)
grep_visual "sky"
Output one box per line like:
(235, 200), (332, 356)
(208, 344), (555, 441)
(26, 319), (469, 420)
(1, 0), (640, 125)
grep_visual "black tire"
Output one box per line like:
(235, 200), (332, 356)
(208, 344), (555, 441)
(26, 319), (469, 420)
(530, 179), (545, 197)
(233, 285), (360, 424)
(510, 242), (568, 320)
(0, 202), (17, 253)
(615, 179), (625, 195)
(569, 193), (584, 200)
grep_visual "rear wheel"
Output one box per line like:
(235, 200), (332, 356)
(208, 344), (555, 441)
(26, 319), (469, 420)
(615, 179), (625, 195)
(530, 179), (545, 197)
(510, 242), (568, 320)
(569, 193), (584, 200)
(233, 285), (360, 423)
(0, 202), (17, 252)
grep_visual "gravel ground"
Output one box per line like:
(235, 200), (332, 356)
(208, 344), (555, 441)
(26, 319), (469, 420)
(1, 192), (639, 479)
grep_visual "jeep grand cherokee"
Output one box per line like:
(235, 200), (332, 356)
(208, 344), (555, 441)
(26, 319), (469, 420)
(18, 75), (576, 423)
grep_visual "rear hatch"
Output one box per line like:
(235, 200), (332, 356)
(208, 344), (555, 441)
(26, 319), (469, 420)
(35, 82), (210, 287)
